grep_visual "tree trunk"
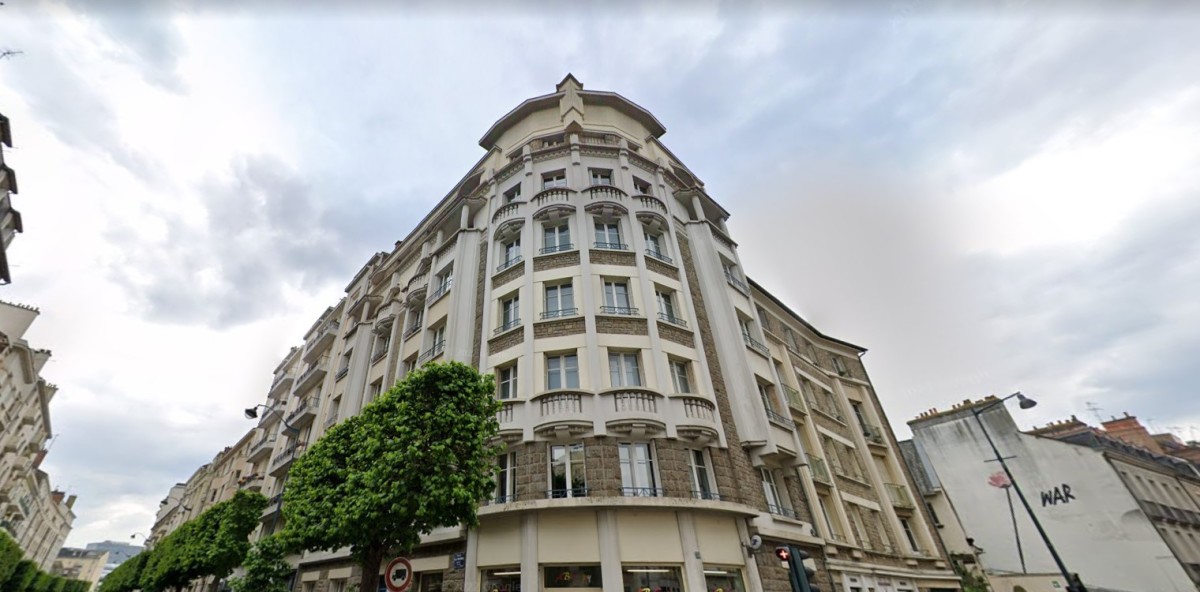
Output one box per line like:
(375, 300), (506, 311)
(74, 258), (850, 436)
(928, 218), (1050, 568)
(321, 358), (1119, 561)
(359, 547), (385, 592)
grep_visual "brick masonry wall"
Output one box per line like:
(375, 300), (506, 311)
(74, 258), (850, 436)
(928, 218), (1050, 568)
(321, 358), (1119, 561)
(644, 257), (679, 280)
(582, 437), (622, 496)
(588, 249), (636, 267)
(533, 317), (586, 339)
(676, 231), (768, 511)
(533, 250), (580, 272)
(656, 321), (695, 348)
(492, 263), (525, 290)
(487, 329), (524, 355)
(595, 316), (648, 336)
(473, 240), (487, 368)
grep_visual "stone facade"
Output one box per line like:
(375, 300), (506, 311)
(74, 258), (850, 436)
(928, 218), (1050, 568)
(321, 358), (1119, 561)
(492, 262), (525, 289)
(594, 316), (648, 336)
(486, 328), (524, 355)
(644, 257), (679, 280)
(533, 317), (585, 339)
(587, 249), (636, 267)
(533, 250), (579, 272)
(656, 321), (694, 348)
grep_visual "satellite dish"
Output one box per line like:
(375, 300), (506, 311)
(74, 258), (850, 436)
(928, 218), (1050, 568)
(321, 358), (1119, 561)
(747, 535), (763, 550)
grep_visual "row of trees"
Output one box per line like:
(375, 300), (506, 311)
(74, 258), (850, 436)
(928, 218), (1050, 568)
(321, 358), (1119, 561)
(1, 532), (91, 592)
(106, 362), (503, 592)
(99, 490), (267, 592)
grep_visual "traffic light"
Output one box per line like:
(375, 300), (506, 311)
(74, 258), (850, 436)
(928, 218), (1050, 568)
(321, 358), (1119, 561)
(774, 544), (820, 592)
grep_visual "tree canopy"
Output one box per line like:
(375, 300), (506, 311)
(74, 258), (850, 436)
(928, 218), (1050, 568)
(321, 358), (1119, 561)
(228, 536), (293, 592)
(0, 534), (89, 592)
(283, 361), (502, 592)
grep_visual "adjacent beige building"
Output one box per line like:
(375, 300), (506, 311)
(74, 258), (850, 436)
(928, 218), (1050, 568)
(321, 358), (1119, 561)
(159, 76), (963, 592)
(0, 299), (75, 570)
(53, 547), (109, 592)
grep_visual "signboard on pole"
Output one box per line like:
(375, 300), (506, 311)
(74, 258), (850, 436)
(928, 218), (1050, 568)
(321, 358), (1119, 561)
(384, 557), (414, 592)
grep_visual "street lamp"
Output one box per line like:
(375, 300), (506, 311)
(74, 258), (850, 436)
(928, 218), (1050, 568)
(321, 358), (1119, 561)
(971, 392), (1087, 592)
(244, 403), (300, 435)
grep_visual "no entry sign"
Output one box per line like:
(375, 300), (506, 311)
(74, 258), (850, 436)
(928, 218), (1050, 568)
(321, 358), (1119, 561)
(384, 557), (414, 592)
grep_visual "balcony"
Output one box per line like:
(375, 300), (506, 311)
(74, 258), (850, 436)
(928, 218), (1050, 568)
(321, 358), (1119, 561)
(656, 312), (687, 328)
(807, 454), (832, 484)
(334, 367), (349, 381)
(427, 280), (453, 303)
(620, 487), (664, 498)
(257, 405), (280, 427)
(765, 408), (792, 428)
(540, 308), (578, 320)
(783, 385), (807, 414)
(268, 442), (305, 476)
(267, 372), (294, 400)
(494, 318), (522, 336)
(767, 504), (797, 519)
(676, 397), (720, 444)
(886, 483), (915, 508)
(863, 423), (887, 446)
(260, 493), (284, 521)
(691, 490), (722, 501)
(605, 389), (665, 437)
(285, 399), (317, 428)
(246, 435), (277, 462)
(743, 333), (770, 357)
(724, 270), (749, 294)
(532, 391), (593, 437)
(539, 243), (574, 255)
(645, 249), (673, 265)
(323, 412), (338, 429)
(599, 306), (639, 316)
(303, 320), (339, 363)
(293, 357), (329, 395)
(492, 201), (523, 224)
(496, 401), (522, 440)
(495, 257), (523, 274)
(593, 241), (629, 251)
(237, 474), (263, 492)
(418, 340), (445, 364)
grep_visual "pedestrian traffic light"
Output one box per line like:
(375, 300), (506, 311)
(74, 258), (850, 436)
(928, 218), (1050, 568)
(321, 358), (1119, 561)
(775, 544), (820, 592)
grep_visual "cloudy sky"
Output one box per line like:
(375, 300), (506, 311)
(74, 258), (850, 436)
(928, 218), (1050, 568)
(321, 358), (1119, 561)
(1, 0), (1198, 546)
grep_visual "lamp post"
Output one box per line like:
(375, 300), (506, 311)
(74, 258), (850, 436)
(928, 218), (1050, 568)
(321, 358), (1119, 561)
(243, 404), (296, 539)
(971, 392), (1087, 592)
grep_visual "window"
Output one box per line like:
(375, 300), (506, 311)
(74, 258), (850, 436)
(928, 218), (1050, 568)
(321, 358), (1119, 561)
(785, 328), (799, 351)
(900, 518), (919, 552)
(331, 580), (347, 592)
(608, 352), (642, 387)
(368, 379), (383, 403)
(546, 353), (580, 389)
(481, 569), (521, 592)
(499, 294), (520, 331)
(545, 283), (575, 317)
(761, 469), (789, 515)
(645, 232), (666, 256)
(430, 325), (446, 348)
(818, 494), (842, 539)
(619, 442), (660, 496)
(756, 306), (772, 333)
(497, 364), (518, 400)
(758, 382), (777, 414)
(738, 316), (754, 339)
(603, 280), (631, 310)
(806, 341), (820, 364)
(419, 573), (443, 592)
(621, 566), (680, 592)
(689, 449), (717, 500)
(544, 565), (602, 588)
(436, 267), (453, 292)
(594, 221), (622, 248)
(338, 350), (352, 375)
(655, 289), (680, 323)
(373, 331), (390, 361)
(632, 176), (652, 195)
(833, 355), (849, 376)
(851, 402), (868, 427)
(406, 307), (424, 334)
(549, 442), (587, 497)
(669, 359), (692, 393)
(495, 452), (516, 503)
(502, 238), (522, 266)
(589, 168), (613, 186)
(503, 183), (521, 203)
(542, 170), (567, 189)
(849, 505), (870, 548)
(543, 224), (572, 253)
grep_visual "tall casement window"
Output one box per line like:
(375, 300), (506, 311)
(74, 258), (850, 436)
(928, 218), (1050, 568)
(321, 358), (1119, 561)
(498, 294), (520, 333)
(632, 176), (652, 195)
(688, 449), (718, 500)
(656, 289), (682, 324)
(594, 221), (623, 249)
(619, 442), (660, 496)
(832, 355), (849, 376)
(503, 183), (521, 203)
(542, 170), (567, 190)
(761, 468), (788, 515)
(436, 267), (453, 291)
(546, 353), (579, 390)
(495, 451), (516, 503)
(501, 238), (522, 267)
(406, 307), (424, 336)
(602, 280), (632, 313)
(608, 352), (642, 387)
(497, 364), (518, 400)
(900, 518), (920, 552)
(758, 382), (777, 414)
(549, 442), (586, 498)
(544, 282), (575, 318)
(668, 359), (692, 393)
(543, 223), (572, 253)
(589, 168), (613, 186)
(431, 325), (446, 346)
(818, 493), (842, 540)
(645, 232), (667, 258)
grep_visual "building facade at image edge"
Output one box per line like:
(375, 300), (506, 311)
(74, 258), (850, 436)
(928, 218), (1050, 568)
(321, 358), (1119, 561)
(160, 76), (963, 592)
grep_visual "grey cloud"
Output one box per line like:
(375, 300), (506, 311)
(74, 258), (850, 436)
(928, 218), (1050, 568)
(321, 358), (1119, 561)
(106, 155), (424, 327)
(57, 0), (187, 91)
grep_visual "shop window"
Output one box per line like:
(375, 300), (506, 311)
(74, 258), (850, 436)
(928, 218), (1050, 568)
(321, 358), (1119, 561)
(544, 565), (602, 588)
(702, 567), (745, 592)
(420, 573), (443, 592)
(480, 568), (521, 592)
(622, 566), (681, 592)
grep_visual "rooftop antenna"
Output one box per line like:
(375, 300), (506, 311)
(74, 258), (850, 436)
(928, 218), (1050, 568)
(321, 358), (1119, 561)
(1085, 401), (1104, 424)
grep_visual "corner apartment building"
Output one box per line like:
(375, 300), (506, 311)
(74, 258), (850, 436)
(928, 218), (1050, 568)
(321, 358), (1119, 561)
(0, 299), (75, 570)
(909, 398), (1200, 592)
(167, 76), (961, 592)
(53, 547), (109, 591)
(0, 112), (23, 284)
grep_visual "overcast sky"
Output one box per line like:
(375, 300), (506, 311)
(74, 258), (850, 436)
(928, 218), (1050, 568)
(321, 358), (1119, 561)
(1, 1), (1197, 547)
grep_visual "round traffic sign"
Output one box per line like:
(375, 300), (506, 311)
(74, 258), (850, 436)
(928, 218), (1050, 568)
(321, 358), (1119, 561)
(384, 557), (413, 592)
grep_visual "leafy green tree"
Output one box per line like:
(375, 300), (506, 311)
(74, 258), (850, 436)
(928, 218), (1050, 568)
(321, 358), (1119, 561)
(283, 361), (501, 592)
(98, 550), (150, 592)
(5, 559), (39, 591)
(228, 536), (292, 592)
(140, 491), (267, 591)
(0, 532), (23, 583)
